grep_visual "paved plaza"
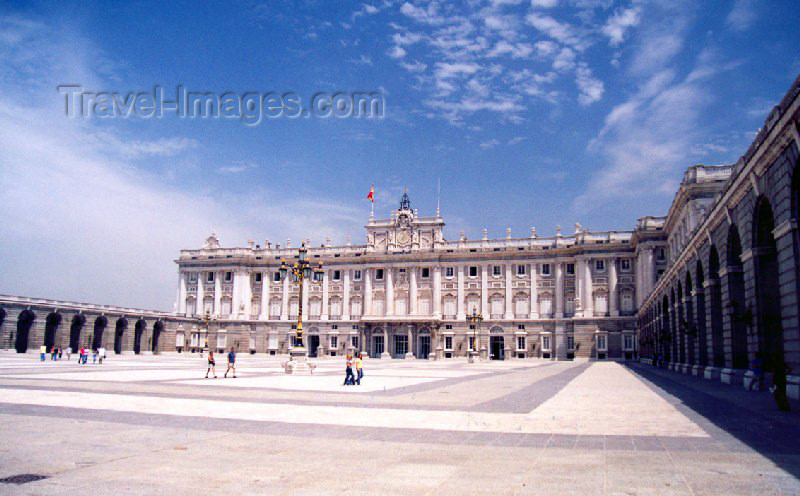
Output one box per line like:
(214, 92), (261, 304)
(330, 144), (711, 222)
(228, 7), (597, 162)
(0, 353), (798, 495)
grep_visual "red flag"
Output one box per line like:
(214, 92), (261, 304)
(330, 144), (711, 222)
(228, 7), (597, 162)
(367, 184), (374, 203)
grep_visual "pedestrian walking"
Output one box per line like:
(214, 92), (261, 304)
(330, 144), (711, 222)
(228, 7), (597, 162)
(343, 354), (355, 385)
(747, 352), (764, 391)
(224, 347), (237, 378)
(355, 353), (364, 385)
(66, 346), (72, 361)
(40, 345), (47, 362)
(58, 347), (62, 360)
(205, 351), (217, 378)
(98, 347), (106, 364)
(78, 347), (85, 364)
(51, 346), (57, 361)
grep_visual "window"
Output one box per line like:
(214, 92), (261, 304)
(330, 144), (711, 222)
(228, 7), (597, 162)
(595, 260), (605, 271)
(468, 336), (476, 351)
(517, 265), (526, 276)
(541, 335), (551, 351)
(354, 270), (362, 281)
(567, 335), (575, 350)
(254, 273), (262, 283)
(623, 334), (634, 351)
(622, 292), (634, 313)
(224, 271), (232, 282)
(469, 266), (478, 277)
(597, 335), (607, 351)
(445, 267), (454, 278)
(273, 272), (281, 282)
(517, 336), (526, 351)
(566, 263), (575, 275)
(375, 269), (384, 280)
(189, 273), (198, 283)
(421, 267), (430, 278)
(351, 336), (359, 348)
(352, 324), (359, 330)
(445, 324), (453, 330)
(621, 259), (631, 271)
(657, 248), (666, 260)
(332, 270), (341, 281)
(207, 272), (215, 283)
(518, 324), (525, 330)
(331, 324), (338, 330)
(541, 264), (551, 275)
(445, 336), (453, 350)
(330, 336), (338, 349)
(492, 265), (501, 276)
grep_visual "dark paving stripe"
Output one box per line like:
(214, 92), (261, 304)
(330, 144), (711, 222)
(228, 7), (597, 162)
(469, 362), (591, 413)
(0, 402), (709, 451)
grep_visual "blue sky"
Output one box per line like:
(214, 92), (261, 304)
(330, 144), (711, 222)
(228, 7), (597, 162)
(0, 0), (798, 310)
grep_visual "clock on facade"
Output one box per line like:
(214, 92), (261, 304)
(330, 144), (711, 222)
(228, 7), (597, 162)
(397, 230), (411, 245)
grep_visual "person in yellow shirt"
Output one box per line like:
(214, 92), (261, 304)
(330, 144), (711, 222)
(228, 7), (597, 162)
(355, 353), (364, 385)
(40, 345), (47, 362)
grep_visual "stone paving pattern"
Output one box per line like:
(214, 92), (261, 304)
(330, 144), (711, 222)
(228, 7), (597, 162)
(0, 352), (798, 495)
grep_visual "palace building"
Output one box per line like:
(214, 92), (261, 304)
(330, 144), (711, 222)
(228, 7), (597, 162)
(1, 74), (799, 398)
(172, 191), (663, 361)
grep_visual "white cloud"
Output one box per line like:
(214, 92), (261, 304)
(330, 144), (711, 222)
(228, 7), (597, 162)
(602, 6), (641, 46)
(217, 161), (258, 174)
(400, 2), (446, 25)
(507, 136), (527, 145)
(726, 0), (757, 32)
(552, 47), (576, 71)
(531, 0), (558, 8)
(575, 63), (604, 105)
(392, 31), (424, 45)
(525, 13), (585, 49)
(480, 139), (500, 149)
(399, 60), (427, 73)
(387, 45), (407, 58)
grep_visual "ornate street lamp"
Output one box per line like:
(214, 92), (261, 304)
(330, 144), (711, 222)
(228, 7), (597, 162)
(467, 306), (483, 363)
(279, 241), (324, 361)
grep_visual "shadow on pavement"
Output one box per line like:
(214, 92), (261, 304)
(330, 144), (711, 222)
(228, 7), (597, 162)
(624, 361), (800, 479)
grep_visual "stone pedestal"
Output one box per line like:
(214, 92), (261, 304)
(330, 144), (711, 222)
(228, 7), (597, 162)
(468, 350), (479, 363)
(691, 365), (702, 376)
(704, 366), (721, 381)
(285, 347), (314, 375)
(721, 368), (743, 385)
(479, 347), (488, 360)
(788, 375), (800, 400)
(404, 352), (415, 360)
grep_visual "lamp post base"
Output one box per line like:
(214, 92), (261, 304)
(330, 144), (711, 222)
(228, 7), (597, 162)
(468, 350), (479, 363)
(284, 347), (315, 375)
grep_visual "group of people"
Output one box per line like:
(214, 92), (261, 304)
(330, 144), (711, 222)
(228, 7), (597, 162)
(206, 347), (237, 379)
(343, 353), (364, 385)
(39, 345), (106, 364)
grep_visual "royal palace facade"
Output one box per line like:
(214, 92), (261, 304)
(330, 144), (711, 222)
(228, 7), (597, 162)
(2, 74), (799, 398)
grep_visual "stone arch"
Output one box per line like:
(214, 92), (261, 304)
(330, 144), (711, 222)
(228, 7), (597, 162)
(489, 325), (504, 334)
(92, 315), (108, 351)
(69, 314), (86, 351)
(114, 317), (127, 354)
(708, 246), (724, 367)
(726, 224), (748, 369)
(695, 260), (708, 366)
(134, 319), (146, 354)
(753, 196), (784, 370)
(151, 320), (164, 353)
(15, 309), (35, 353)
(44, 312), (62, 350)
(792, 158), (800, 302)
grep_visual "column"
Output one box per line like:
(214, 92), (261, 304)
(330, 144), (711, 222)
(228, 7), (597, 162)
(195, 272), (204, 317)
(504, 264), (514, 320)
(635, 254), (643, 307)
(243, 271), (252, 319)
(576, 259), (585, 317)
(409, 268), (418, 315)
(481, 265), (488, 315)
(406, 325), (414, 358)
(645, 248), (655, 296)
(342, 269), (351, 320)
(280, 273), (289, 320)
(609, 258), (619, 317)
(584, 258), (594, 317)
(364, 268), (372, 316)
(178, 272), (187, 314)
(456, 266), (466, 320)
(530, 263), (539, 319)
(382, 326), (390, 358)
(232, 271), (242, 318)
(554, 262), (563, 318)
(433, 266), (442, 318)
(321, 270), (329, 320)
(386, 267), (394, 316)
(214, 271), (221, 317)
(301, 273), (309, 320)
(259, 271), (269, 320)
